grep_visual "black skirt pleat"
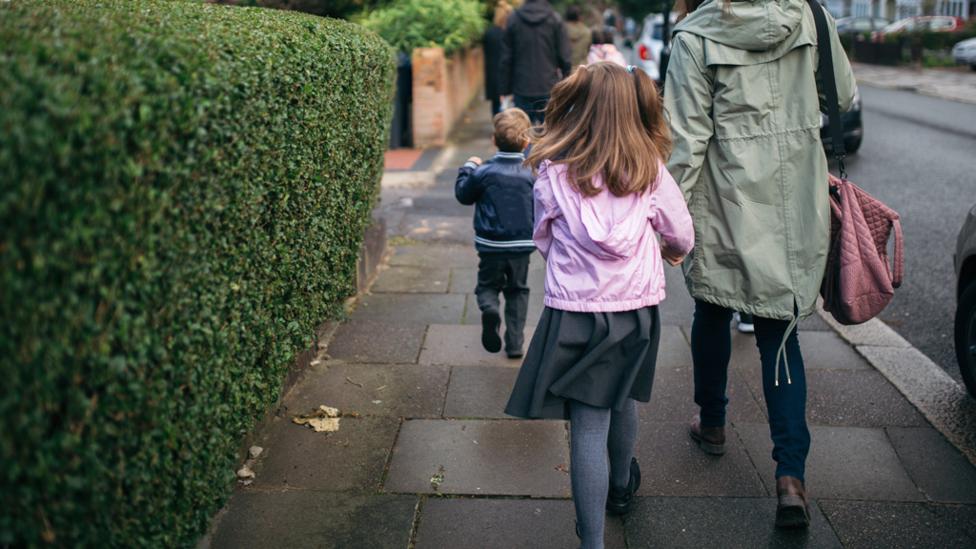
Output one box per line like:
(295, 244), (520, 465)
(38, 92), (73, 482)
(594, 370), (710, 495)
(504, 306), (661, 420)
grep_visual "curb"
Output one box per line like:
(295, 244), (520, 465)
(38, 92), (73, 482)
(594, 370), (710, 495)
(816, 308), (976, 467)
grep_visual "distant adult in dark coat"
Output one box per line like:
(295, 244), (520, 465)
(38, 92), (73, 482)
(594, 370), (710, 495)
(499, 0), (572, 125)
(484, 2), (514, 116)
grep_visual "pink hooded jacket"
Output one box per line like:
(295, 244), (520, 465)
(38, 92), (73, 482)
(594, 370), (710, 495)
(533, 160), (694, 312)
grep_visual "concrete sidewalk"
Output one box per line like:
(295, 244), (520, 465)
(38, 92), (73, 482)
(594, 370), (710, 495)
(204, 102), (976, 549)
(853, 63), (976, 105)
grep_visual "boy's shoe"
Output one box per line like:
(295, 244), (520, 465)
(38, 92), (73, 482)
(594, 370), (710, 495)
(689, 414), (726, 455)
(606, 458), (641, 516)
(733, 312), (755, 334)
(505, 347), (524, 359)
(775, 476), (811, 529)
(481, 310), (502, 353)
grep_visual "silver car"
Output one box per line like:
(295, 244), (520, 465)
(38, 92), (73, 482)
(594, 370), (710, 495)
(952, 37), (976, 71)
(954, 202), (976, 397)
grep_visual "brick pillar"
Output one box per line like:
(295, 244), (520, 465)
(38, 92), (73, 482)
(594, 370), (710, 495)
(411, 46), (485, 148)
(411, 47), (449, 148)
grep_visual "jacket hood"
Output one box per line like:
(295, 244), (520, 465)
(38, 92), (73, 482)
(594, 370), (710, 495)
(517, 0), (557, 25)
(543, 162), (653, 261)
(674, 0), (806, 52)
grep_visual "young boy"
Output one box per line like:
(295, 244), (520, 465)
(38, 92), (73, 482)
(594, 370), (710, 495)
(455, 108), (535, 358)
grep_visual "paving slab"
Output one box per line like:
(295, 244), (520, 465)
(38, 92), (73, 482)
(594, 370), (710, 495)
(735, 423), (923, 501)
(415, 498), (626, 549)
(327, 320), (426, 364)
(371, 265), (450, 294)
(283, 363), (450, 419)
(633, 422), (767, 497)
(885, 427), (976, 503)
(385, 419), (571, 497)
(250, 416), (399, 492)
(419, 324), (533, 367)
(742, 368), (927, 428)
(447, 266), (477, 294)
(624, 497), (841, 549)
(855, 345), (976, 466)
(388, 244), (478, 269)
(399, 213), (473, 245)
(656, 325), (692, 370)
(643, 365), (767, 424)
(443, 367), (519, 419)
(932, 503), (976, 541)
(349, 293), (466, 325)
(209, 491), (416, 549)
(818, 500), (975, 549)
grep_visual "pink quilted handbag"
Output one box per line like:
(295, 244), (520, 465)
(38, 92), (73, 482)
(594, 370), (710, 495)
(821, 175), (904, 325)
(809, 0), (904, 325)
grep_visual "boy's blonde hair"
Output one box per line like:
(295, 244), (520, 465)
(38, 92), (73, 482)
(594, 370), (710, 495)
(493, 109), (531, 153)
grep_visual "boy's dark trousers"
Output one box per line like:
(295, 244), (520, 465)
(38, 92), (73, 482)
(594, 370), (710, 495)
(476, 252), (531, 353)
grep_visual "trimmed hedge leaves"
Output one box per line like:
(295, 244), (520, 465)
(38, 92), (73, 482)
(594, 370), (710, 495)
(0, 0), (394, 546)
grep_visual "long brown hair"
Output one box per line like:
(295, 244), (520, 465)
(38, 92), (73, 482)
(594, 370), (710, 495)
(527, 62), (671, 197)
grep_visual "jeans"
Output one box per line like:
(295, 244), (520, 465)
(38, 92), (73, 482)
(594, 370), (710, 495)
(514, 95), (549, 125)
(476, 252), (530, 352)
(690, 299), (810, 481)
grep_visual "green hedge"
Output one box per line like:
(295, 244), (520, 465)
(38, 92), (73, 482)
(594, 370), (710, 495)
(0, 0), (394, 546)
(359, 0), (487, 55)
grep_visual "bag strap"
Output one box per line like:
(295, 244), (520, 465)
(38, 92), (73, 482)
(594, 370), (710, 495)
(891, 218), (904, 288)
(806, 0), (847, 179)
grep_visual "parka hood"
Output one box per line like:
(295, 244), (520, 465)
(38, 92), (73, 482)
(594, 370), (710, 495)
(517, 0), (557, 25)
(542, 161), (653, 261)
(674, 0), (807, 53)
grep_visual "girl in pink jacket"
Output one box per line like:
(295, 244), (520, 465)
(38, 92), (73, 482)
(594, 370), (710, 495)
(586, 29), (628, 67)
(505, 62), (693, 549)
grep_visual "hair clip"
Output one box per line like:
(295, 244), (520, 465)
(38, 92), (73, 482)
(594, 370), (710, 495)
(627, 65), (636, 74)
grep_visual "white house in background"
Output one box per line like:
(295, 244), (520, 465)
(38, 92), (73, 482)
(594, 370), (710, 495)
(934, 0), (971, 18)
(893, 0), (923, 18)
(827, 0), (973, 19)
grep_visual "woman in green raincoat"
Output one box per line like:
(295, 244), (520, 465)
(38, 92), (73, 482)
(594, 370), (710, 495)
(664, 0), (855, 529)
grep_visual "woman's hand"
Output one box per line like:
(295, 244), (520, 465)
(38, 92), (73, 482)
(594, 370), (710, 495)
(662, 247), (685, 267)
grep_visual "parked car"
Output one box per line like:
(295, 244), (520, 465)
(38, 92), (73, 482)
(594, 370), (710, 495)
(835, 16), (889, 34)
(952, 37), (976, 70)
(955, 203), (976, 398)
(820, 87), (863, 154)
(634, 13), (676, 83)
(873, 15), (965, 40)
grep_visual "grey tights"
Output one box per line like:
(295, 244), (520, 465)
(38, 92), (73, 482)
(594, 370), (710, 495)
(569, 398), (639, 549)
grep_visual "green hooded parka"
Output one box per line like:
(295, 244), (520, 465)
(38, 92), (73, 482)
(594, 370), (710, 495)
(664, 0), (856, 323)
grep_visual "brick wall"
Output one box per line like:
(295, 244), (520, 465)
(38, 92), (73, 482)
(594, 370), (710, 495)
(412, 46), (484, 148)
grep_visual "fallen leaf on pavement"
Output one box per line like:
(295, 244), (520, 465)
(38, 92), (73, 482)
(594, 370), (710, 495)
(292, 405), (341, 432)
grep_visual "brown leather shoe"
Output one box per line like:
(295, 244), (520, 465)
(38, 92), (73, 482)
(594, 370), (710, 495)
(689, 415), (726, 455)
(775, 476), (811, 529)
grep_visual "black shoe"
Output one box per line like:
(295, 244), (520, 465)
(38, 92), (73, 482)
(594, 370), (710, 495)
(505, 347), (524, 359)
(481, 310), (502, 353)
(606, 458), (641, 516)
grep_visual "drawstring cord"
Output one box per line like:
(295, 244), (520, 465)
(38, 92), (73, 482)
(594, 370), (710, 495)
(774, 314), (800, 387)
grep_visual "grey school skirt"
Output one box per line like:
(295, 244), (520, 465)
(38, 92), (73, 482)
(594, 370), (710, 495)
(504, 306), (661, 420)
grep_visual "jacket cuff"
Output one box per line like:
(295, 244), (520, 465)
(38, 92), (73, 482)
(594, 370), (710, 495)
(462, 161), (479, 170)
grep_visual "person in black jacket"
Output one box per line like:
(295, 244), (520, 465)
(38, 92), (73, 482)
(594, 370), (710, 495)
(455, 109), (534, 358)
(499, 0), (572, 125)
(483, 2), (513, 116)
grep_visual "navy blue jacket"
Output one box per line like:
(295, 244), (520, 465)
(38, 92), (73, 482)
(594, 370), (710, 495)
(455, 152), (535, 254)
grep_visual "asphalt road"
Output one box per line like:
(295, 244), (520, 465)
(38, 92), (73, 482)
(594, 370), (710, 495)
(844, 85), (976, 383)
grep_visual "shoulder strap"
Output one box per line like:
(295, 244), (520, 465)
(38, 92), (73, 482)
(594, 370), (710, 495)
(806, 0), (846, 174)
